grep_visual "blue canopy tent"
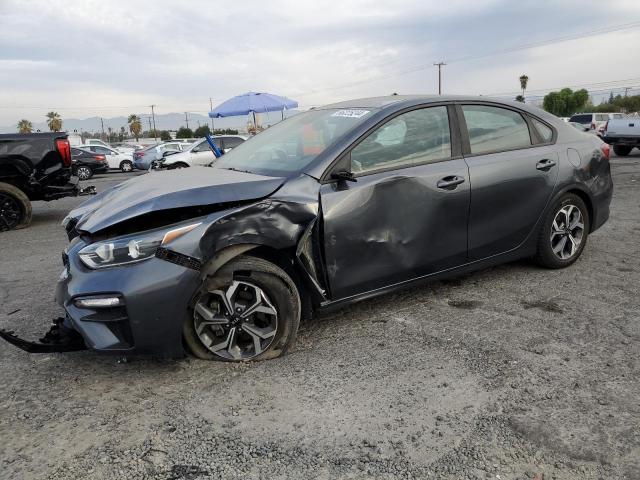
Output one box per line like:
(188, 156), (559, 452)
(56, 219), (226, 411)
(208, 92), (298, 129)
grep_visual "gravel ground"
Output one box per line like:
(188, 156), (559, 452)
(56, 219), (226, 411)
(0, 153), (639, 480)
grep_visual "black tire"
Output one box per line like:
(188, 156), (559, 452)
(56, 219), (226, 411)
(76, 165), (93, 180)
(533, 193), (590, 269)
(613, 145), (632, 157)
(0, 181), (32, 231)
(120, 160), (133, 172)
(170, 162), (189, 169)
(184, 255), (301, 362)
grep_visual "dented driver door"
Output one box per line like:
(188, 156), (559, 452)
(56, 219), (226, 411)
(320, 105), (470, 300)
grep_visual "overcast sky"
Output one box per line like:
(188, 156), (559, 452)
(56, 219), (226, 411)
(1, 0), (639, 127)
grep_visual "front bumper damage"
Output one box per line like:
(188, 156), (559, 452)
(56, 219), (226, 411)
(0, 317), (86, 353)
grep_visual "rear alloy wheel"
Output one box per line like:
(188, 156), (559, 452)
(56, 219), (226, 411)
(120, 160), (133, 172)
(184, 256), (300, 362)
(0, 182), (32, 231)
(76, 166), (93, 180)
(612, 145), (632, 157)
(534, 193), (589, 269)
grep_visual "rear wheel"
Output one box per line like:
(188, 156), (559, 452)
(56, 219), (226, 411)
(76, 165), (93, 180)
(533, 193), (589, 269)
(120, 160), (133, 172)
(183, 256), (301, 362)
(613, 145), (632, 156)
(0, 182), (32, 231)
(170, 162), (189, 169)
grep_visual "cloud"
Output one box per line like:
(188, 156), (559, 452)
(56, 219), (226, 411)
(0, 0), (638, 127)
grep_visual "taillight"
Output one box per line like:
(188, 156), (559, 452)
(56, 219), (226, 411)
(55, 138), (72, 167)
(135, 152), (145, 158)
(95, 155), (106, 161)
(600, 143), (610, 160)
(603, 120), (608, 132)
(591, 122), (596, 130)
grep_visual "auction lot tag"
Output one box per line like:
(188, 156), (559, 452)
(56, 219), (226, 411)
(331, 109), (370, 118)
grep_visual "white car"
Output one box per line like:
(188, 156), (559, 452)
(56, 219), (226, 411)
(161, 135), (247, 168)
(82, 145), (135, 172)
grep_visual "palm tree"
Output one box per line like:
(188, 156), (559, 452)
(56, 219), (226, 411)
(128, 114), (142, 141)
(46, 111), (62, 132)
(17, 119), (33, 134)
(519, 75), (529, 103)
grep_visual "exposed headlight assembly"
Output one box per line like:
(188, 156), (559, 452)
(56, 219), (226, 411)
(78, 222), (201, 269)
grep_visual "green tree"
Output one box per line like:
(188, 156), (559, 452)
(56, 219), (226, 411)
(194, 125), (211, 137)
(515, 95), (525, 103)
(128, 114), (142, 141)
(160, 130), (172, 141)
(542, 88), (589, 117)
(519, 74), (529, 102)
(46, 111), (62, 132)
(17, 119), (33, 134)
(176, 127), (194, 139)
(608, 91), (615, 104)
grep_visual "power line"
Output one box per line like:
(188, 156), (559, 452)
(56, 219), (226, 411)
(294, 20), (640, 98)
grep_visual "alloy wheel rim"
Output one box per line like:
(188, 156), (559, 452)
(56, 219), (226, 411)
(0, 193), (21, 231)
(550, 204), (584, 260)
(193, 280), (278, 360)
(77, 167), (91, 180)
(122, 162), (132, 172)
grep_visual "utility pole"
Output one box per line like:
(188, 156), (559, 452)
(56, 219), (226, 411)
(433, 62), (446, 95)
(100, 117), (105, 141)
(184, 112), (189, 129)
(209, 98), (215, 133)
(147, 117), (152, 135)
(150, 105), (157, 141)
(624, 87), (631, 97)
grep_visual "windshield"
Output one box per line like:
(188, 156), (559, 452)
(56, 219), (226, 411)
(214, 108), (375, 176)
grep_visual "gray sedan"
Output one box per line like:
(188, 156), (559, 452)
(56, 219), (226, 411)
(1, 95), (613, 362)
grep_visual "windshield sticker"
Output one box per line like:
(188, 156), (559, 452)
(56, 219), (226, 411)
(331, 109), (370, 118)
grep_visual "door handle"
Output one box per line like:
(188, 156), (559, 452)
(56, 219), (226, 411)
(437, 175), (465, 190)
(536, 159), (556, 171)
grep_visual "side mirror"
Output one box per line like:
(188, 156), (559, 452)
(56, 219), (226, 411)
(330, 169), (357, 182)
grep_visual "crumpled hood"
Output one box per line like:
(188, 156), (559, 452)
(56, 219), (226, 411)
(71, 167), (285, 233)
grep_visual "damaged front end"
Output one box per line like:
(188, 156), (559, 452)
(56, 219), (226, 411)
(0, 317), (86, 353)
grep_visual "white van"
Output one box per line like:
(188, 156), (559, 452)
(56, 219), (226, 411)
(568, 112), (625, 133)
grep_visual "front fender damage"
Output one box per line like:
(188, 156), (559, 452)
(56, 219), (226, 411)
(199, 198), (327, 300)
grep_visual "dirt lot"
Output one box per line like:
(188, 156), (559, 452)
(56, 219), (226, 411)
(0, 153), (639, 480)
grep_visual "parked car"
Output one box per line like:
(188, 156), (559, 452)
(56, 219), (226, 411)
(82, 145), (134, 172)
(71, 147), (109, 180)
(602, 117), (640, 156)
(160, 135), (246, 169)
(0, 132), (92, 231)
(568, 112), (625, 134)
(133, 142), (194, 169)
(0, 96), (612, 361)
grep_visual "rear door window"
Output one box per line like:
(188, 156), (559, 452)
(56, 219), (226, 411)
(462, 105), (531, 155)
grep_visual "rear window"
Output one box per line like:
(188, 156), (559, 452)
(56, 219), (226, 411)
(595, 114), (608, 121)
(222, 137), (244, 149)
(569, 114), (592, 124)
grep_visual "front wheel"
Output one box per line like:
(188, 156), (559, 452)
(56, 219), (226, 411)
(120, 160), (133, 172)
(183, 256), (301, 362)
(533, 193), (590, 269)
(169, 162), (189, 169)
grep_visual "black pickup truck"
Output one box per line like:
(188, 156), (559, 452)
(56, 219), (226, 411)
(0, 132), (94, 231)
